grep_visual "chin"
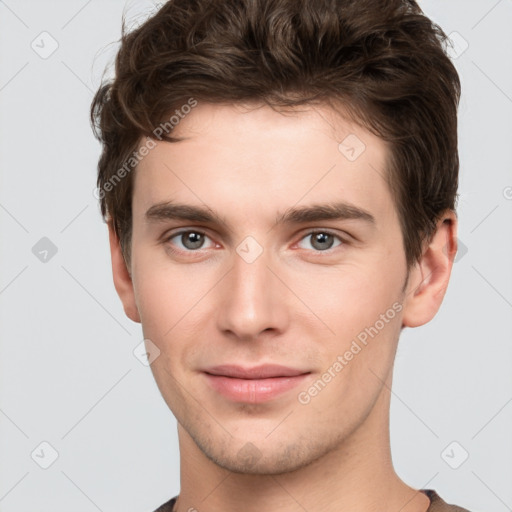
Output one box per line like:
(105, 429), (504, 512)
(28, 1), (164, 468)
(194, 431), (328, 476)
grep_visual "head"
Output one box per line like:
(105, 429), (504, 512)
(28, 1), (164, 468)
(91, 0), (460, 474)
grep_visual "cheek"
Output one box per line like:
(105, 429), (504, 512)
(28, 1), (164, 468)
(292, 263), (405, 384)
(131, 246), (212, 335)
(296, 272), (403, 417)
(295, 261), (402, 331)
(132, 231), (406, 353)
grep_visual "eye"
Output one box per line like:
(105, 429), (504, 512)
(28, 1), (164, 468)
(297, 230), (344, 252)
(165, 230), (215, 252)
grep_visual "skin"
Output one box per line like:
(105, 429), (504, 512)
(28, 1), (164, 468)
(108, 102), (458, 512)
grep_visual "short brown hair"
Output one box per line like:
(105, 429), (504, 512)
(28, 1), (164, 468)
(90, 0), (461, 270)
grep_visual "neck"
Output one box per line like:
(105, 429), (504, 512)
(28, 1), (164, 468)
(173, 377), (430, 512)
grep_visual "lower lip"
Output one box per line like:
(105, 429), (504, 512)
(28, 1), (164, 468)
(203, 373), (310, 403)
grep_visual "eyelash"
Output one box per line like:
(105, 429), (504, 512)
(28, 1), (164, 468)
(162, 229), (347, 256)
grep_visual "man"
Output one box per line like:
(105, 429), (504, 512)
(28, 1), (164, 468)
(90, 0), (472, 510)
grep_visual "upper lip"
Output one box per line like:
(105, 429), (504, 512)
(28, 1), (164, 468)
(203, 364), (310, 379)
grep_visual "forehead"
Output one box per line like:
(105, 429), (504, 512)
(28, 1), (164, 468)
(132, 102), (394, 228)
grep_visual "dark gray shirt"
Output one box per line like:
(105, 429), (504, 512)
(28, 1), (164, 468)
(153, 489), (473, 512)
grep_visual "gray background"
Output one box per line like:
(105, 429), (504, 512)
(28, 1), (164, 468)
(0, 0), (511, 511)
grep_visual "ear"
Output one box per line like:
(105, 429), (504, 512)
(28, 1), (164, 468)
(107, 220), (141, 323)
(401, 210), (458, 328)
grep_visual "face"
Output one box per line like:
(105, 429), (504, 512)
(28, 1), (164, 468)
(110, 101), (454, 475)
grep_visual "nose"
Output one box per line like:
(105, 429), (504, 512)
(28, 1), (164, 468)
(215, 244), (290, 341)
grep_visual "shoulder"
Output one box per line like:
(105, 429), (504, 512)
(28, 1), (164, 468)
(152, 491), (475, 512)
(423, 489), (474, 512)
(152, 496), (177, 512)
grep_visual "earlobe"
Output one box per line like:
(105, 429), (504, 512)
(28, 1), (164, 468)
(107, 220), (141, 324)
(401, 211), (458, 328)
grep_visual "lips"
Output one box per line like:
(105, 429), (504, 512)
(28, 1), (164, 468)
(204, 364), (308, 379)
(202, 364), (311, 403)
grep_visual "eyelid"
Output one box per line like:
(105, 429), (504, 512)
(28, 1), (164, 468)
(163, 227), (209, 240)
(299, 228), (348, 240)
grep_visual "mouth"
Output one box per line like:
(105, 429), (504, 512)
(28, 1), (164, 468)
(202, 364), (311, 403)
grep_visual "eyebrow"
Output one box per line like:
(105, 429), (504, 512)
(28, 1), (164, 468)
(275, 202), (375, 226)
(145, 202), (227, 225)
(144, 200), (375, 228)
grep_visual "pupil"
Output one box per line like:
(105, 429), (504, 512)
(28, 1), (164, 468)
(184, 232), (203, 249)
(313, 233), (332, 250)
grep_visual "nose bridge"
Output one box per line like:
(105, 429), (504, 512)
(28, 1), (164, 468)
(215, 240), (288, 339)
